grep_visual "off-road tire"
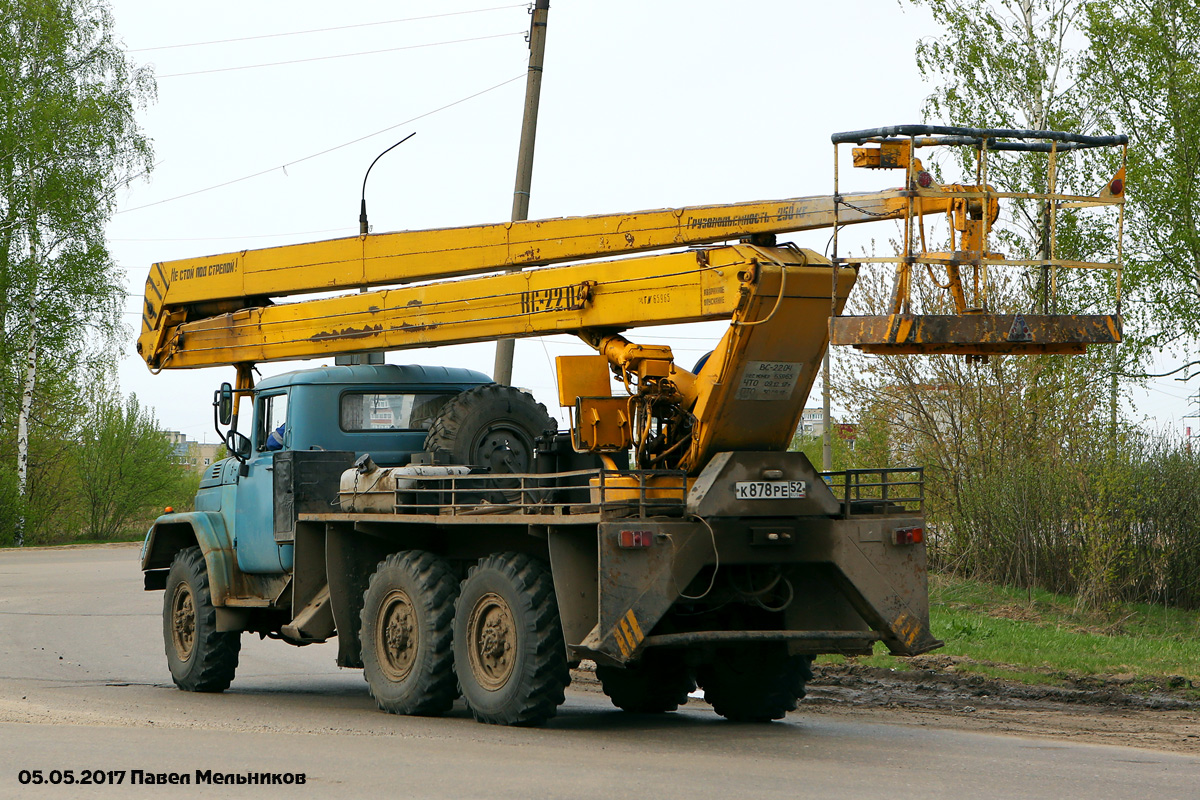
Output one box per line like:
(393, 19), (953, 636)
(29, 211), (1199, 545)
(697, 645), (812, 722)
(453, 552), (570, 726)
(423, 385), (555, 475)
(360, 550), (460, 716)
(163, 546), (240, 692)
(596, 648), (696, 713)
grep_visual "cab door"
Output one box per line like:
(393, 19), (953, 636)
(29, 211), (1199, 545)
(234, 391), (290, 573)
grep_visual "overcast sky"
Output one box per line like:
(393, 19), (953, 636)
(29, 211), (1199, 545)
(103, 0), (1185, 441)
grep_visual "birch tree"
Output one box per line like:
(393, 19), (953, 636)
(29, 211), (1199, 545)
(0, 0), (153, 544)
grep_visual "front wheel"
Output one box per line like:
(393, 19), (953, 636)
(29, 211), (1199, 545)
(163, 546), (240, 692)
(453, 553), (570, 726)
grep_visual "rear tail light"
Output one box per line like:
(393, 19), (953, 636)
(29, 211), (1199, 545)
(892, 526), (924, 546)
(617, 529), (653, 548)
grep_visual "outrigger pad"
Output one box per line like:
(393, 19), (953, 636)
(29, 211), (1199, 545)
(831, 314), (1122, 355)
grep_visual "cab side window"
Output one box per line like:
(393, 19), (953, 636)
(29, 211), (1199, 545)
(339, 392), (456, 432)
(257, 393), (289, 452)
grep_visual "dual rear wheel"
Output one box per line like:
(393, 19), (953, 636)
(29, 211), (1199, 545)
(362, 386), (572, 724)
(696, 645), (813, 722)
(360, 550), (571, 727)
(595, 643), (811, 722)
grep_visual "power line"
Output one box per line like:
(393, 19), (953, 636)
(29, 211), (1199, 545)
(131, 4), (526, 52)
(1144, 383), (1190, 401)
(157, 31), (525, 79)
(115, 73), (524, 215)
(112, 226), (353, 243)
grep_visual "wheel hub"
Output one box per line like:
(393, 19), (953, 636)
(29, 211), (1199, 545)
(170, 582), (196, 661)
(475, 428), (530, 474)
(377, 589), (419, 682)
(466, 592), (517, 691)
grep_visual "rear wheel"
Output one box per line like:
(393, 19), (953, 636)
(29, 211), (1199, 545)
(696, 644), (812, 722)
(596, 648), (696, 713)
(360, 551), (459, 716)
(453, 552), (570, 726)
(163, 546), (240, 692)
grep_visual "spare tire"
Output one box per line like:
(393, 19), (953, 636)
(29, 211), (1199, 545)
(423, 385), (555, 474)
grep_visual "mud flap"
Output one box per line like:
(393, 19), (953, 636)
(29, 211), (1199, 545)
(325, 522), (390, 669)
(821, 520), (942, 655)
(569, 520), (712, 666)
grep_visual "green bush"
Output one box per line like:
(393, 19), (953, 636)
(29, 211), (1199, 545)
(74, 393), (195, 540)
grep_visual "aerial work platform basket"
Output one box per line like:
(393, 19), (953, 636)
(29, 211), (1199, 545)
(826, 125), (1127, 356)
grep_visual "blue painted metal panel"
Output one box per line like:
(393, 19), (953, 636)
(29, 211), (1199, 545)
(234, 448), (285, 573)
(194, 485), (222, 512)
(141, 511), (236, 606)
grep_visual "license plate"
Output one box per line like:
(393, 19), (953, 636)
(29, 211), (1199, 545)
(735, 480), (806, 500)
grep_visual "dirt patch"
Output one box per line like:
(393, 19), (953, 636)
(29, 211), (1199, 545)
(987, 603), (1041, 623)
(572, 659), (1200, 755)
(805, 660), (1200, 754)
(810, 659), (1195, 710)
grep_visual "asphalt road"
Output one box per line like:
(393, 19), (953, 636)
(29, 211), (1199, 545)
(1, 544), (1197, 800)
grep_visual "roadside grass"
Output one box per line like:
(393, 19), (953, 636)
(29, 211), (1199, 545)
(2, 530), (146, 548)
(819, 574), (1200, 697)
(1, 512), (160, 548)
(47, 534), (145, 546)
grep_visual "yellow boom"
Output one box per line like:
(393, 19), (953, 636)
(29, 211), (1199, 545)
(135, 125), (1127, 473)
(136, 191), (923, 370)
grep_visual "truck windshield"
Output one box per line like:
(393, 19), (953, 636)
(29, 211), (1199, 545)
(340, 392), (457, 432)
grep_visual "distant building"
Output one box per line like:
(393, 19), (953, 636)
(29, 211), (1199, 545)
(162, 430), (221, 473)
(883, 383), (953, 460)
(796, 408), (856, 450)
(798, 407), (826, 438)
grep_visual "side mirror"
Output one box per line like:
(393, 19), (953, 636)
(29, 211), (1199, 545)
(225, 430), (252, 460)
(214, 383), (234, 426)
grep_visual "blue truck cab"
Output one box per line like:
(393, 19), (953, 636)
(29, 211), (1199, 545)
(244, 363), (490, 461)
(144, 364), (491, 580)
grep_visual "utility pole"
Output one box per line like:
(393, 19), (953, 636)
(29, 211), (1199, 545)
(821, 350), (832, 471)
(493, 0), (550, 385)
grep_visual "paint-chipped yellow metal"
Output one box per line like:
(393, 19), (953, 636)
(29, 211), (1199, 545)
(148, 240), (853, 469)
(832, 313), (1122, 355)
(573, 396), (633, 452)
(678, 249), (856, 472)
(136, 190), (945, 369)
(146, 246), (758, 369)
